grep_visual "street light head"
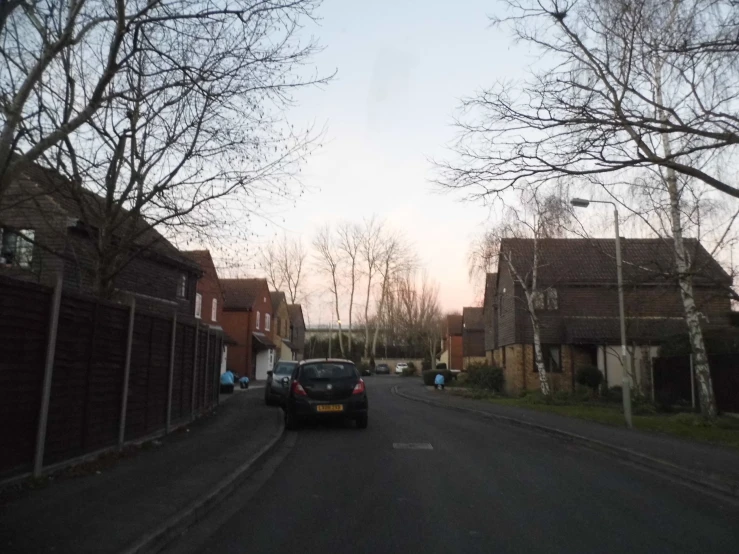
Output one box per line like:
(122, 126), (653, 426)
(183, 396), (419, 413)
(570, 198), (590, 208)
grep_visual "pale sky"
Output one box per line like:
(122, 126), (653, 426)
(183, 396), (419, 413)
(245, 0), (531, 322)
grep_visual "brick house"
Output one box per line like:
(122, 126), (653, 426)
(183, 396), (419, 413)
(445, 314), (464, 370)
(221, 278), (275, 380)
(489, 238), (732, 395)
(287, 304), (306, 360)
(271, 290), (298, 361)
(0, 162), (200, 315)
(483, 273), (497, 365)
(462, 307), (486, 369)
(182, 250), (234, 373)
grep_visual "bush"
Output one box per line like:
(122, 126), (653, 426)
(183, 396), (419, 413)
(466, 363), (504, 392)
(436, 363), (447, 370)
(407, 361), (417, 372)
(357, 362), (371, 376)
(422, 369), (453, 386)
(575, 366), (603, 393)
(402, 367), (417, 377)
(605, 386), (623, 403)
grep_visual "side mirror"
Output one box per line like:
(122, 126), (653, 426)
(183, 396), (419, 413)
(267, 370), (273, 377)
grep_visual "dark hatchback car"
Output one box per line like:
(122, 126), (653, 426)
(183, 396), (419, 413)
(375, 363), (390, 375)
(282, 359), (368, 430)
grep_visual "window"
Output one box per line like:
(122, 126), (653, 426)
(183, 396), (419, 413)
(265, 313), (271, 331)
(531, 289), (558, 311)
(177, 274), (187, 298)
(534, 344), (562, 373)
(256, 311), (260, 330)
(0, 228), (35, 268)
(195, 293), (202, 319)
(211, 298), (217, 322)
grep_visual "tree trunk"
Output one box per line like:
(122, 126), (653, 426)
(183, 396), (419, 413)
(530, 306), (550, 396)
(372, 262), (390, 357)
(655, 62), (717, 418)
(363, 272), (373, 359)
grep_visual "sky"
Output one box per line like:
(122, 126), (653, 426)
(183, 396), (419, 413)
(242, 0), (532, 323)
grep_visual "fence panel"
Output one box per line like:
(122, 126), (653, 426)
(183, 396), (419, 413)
(125, 313), (153, 440)
(710, 355), (739, 413)
(0, 278), (51, 476)
(44, 296), (96, 464)
(146, 315), (171, 433)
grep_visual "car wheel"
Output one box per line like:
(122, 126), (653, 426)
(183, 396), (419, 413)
(285, 409), (299, 430)
(356, 414), (368, 429)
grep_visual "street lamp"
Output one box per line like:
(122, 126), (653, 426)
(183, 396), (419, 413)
(570, 198), (633, 429)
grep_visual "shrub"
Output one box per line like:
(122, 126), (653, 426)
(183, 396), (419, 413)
(357, 362), (371, 375)
(407, 361), (417, 372)
(402, 367), (417, 377)
(422, 369), (453, 386)
(436, 363), (447, 370)
(606, 386), (623, 403)
(466, 363), (504, 392)
(575, 366), (603, 393)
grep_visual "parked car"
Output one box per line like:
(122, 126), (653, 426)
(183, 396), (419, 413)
(395, 362), (408, 374)
(282, 358), (368, 430)
(375, 363), (391, 375)
(265, 361), (299, 405)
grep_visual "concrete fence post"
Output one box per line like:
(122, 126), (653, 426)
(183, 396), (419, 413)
(203, 331), (211, 409)
(118, 298), (136, 450)
(165, 312), (177, 433)
(33, 275), (63, 477)
(190, 322), (200, 422)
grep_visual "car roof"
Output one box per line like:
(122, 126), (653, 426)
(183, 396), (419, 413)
(276, 360), (298, 365)
(300, 358), (356, 365)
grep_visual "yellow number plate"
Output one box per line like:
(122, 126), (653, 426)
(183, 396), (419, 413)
(316, 404), (344, 413)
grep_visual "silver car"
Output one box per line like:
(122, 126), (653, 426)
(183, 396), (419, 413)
(265, 361), (298, 405)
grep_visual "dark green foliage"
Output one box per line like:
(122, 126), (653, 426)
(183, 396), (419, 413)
(466, 362), (504, 392)
(575, 366), (603, 392)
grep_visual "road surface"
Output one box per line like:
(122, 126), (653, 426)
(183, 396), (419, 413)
(164, 376), (739, 554)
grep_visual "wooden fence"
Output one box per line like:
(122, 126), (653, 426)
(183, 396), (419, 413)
(0, 275), (223, 480)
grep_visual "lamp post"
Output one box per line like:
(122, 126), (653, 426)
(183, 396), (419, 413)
(571, 198), (633, 429)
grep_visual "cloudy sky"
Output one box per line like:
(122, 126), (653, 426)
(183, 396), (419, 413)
(243, 0), (534, 322)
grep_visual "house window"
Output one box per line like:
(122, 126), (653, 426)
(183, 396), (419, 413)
(0, 228), (35, 268)
(256, 311), (260, 330)
(195, 293), (202, 319)
(534, 344), (562, 373)
(177, 274), (187, 298)
(531, 289), (558, 311)
(211, 298), (217, 322)
(266, 313), (271, 331)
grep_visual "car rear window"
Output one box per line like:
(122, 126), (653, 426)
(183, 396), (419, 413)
(274, 362), (296, 375)
(300, 362), (358, 381)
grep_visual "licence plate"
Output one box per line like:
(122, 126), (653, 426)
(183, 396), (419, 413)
(316, 404), (344, 413)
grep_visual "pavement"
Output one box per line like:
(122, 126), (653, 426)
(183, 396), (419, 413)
(394, 380), (739, 496)
(161, 375), (739, 554)
(0, 386), (283, 554)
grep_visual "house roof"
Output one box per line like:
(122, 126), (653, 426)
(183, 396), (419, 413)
(463, 307), (485, 330)
(483, 273), (497, 352)
(222, 278), (267, 310)
(287, 304), (305, 327)
(483, 273), (497, 313)
(500, 238), (730, 286)
(270, 290), (287, 313)
(16, 163), (198, 271)
(447, 314), (463, 335)
(563, 317), (688, 344)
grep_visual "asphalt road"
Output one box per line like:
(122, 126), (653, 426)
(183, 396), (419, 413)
(166, 376), (739, 554)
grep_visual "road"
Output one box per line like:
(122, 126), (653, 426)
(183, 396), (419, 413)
(165, 376), (739, 554)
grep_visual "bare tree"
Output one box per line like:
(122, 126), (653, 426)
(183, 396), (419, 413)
(260, 235), (307, 303)
(360, 217), (382, 359)
(474, 192), (572, 396)
(337, 221), (362, 354)
(1, 0), (326, 299)
(313, 225), (345, 357)
(0, 1), (324, 203)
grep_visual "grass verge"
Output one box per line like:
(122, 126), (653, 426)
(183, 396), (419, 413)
(449, 389), (739, 449)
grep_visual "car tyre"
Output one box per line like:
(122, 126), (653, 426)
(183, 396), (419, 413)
(356, 414), (368, 429)
(285, 409), (299, 430)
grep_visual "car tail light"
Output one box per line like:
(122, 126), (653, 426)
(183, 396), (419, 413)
(352, 379), (365, 395)
(292, 381), (307, 396)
